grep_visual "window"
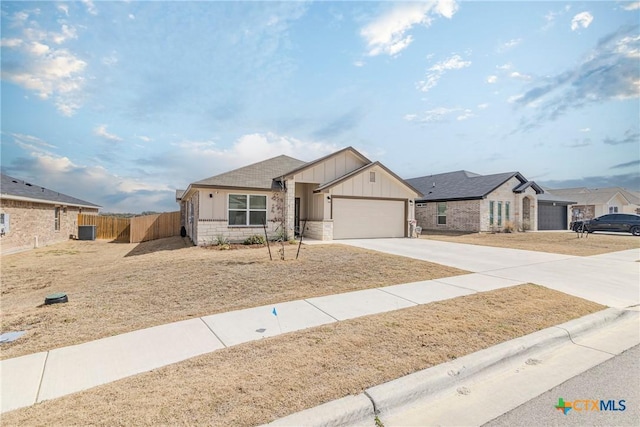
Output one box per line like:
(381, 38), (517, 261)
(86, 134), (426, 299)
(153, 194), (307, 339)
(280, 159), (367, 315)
(54, 207), (61, 231)
(489, 201), (494, 225)
(228, 194), (267, 226)
(505, 202), (510, 221)
(369, 172), (376, 183)
(437, 202), (447, 225)
(0, 213), (9, 234)
(609, 206), (619, 214)
(497, 202), (503, 226)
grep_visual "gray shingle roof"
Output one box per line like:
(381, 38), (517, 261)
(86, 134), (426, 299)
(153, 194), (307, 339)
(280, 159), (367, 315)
(407, 170), (530, 201)
(193, 155), (306, 190)
(1, 173), (101, 208)
(546, 187), (640, 205)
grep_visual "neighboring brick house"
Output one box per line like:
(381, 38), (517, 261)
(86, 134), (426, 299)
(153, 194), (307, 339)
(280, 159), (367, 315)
(176, 147), (421, 245)
(544, 187), (640, 222)
(406, 171), (543, 232)
(0, 173), (100, 254)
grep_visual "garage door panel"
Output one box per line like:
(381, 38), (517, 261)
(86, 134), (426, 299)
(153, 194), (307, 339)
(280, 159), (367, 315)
(538, 203), (567, 230)
(333, 199), (404, 239)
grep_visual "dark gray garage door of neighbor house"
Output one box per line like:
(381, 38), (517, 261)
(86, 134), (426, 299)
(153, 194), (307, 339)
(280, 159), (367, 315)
(538, 202), (568, 230)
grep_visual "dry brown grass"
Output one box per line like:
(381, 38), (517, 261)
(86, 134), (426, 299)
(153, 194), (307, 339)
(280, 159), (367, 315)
(0, 237), (467, 360)
(421, 231), (640, 256)
(1, 284), (604, 426)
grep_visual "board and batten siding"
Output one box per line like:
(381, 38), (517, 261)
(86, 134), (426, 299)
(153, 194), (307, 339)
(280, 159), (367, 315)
(328, 165), (417, 203)
(293, 151), (367, 184)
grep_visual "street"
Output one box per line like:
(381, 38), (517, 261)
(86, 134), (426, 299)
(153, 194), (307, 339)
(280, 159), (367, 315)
(485, 345), (639, 427)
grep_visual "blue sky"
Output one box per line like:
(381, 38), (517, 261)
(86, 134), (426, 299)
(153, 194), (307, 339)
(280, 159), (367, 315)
(1, 0), (638, 213)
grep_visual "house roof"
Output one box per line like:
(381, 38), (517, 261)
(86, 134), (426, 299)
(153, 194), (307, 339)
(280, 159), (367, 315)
(192, 155), (306, 191)
(0, 173), (101, 208)
(315, 161), (423, 197)
(547, 187), (640, 205)
(538, 192), (576, 204)
(406, 170), (541, 202)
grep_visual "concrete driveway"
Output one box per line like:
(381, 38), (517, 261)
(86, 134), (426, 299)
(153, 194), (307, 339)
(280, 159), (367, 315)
(338, 239), (640, 309)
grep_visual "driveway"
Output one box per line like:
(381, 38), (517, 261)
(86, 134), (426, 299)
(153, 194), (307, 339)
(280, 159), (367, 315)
(338, 239), (640, 309)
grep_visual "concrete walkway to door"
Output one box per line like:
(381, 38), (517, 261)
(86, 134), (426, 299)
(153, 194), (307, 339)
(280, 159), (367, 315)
(337, 238), (640, 309)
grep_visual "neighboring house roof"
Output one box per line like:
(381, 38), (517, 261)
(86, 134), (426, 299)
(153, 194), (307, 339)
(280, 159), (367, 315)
(283, 146), (370, 179)
(547, 187), (640, 205)
(406, 170), (542, 202)
(0, 173), (100, 208)
(315, 161), (423, 197)
(192, 155), (306, 191)
(538, 193), (576, 204)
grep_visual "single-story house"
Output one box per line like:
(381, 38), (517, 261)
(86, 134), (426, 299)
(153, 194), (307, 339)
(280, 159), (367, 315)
(176, 147), (422, 244)
(0, 173), (100, 254)
(544, 187), (640, 222)
(406, 170), (544, 232)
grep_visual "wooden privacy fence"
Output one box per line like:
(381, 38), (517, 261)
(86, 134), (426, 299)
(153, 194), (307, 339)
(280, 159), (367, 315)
(78, 214), (130, 242)
(129, 211), (181, 243)
(78, 211), (181, 243)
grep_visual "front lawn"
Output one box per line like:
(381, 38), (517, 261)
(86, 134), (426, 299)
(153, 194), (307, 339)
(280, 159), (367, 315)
(1, 237), (467, 359)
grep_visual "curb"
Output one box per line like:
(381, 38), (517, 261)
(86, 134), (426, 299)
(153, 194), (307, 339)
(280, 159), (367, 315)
(264, 307), (627, 427)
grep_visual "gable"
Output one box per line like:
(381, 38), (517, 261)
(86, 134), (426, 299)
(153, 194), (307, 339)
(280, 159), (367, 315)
(316, 162), (421, 199)
(288, 147), (369, 184)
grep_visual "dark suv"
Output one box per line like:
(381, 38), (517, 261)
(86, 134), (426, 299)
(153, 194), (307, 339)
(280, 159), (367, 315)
(572, 214), (640, 236)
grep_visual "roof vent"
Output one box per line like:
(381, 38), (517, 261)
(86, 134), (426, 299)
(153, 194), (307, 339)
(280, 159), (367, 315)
(25, 182), (32, 186)
(432, 182), (436, 188)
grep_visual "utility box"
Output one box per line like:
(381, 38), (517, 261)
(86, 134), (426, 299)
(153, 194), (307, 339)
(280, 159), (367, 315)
(78, 225), (97, 241)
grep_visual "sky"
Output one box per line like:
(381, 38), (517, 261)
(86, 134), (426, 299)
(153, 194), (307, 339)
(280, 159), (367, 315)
(1, 0), (639, 213)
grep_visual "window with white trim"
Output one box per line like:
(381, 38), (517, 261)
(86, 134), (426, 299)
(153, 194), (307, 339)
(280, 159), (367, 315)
(609, 206), (619, 213)
(437, 202), (447, 225)
(228, 194), (267, 226)
(497, 201), (503, 226)
(54, 207), (61, 231)
(489, 201), (494, 225)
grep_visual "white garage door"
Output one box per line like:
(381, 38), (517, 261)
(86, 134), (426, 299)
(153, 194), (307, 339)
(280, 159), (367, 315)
(333, 198), (405, 239)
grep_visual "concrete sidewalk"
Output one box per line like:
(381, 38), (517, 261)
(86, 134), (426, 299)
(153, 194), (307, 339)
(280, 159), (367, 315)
(2, 241), (638, 415)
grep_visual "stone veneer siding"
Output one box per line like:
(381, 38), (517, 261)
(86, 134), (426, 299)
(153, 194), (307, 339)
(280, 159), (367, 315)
(415, 200), (481, 232)
(303, 220), (333, 240)
(0, 199), (99, 254)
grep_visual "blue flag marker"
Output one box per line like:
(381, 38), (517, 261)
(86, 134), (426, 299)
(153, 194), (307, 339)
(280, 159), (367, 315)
(272, 307), (278, 316)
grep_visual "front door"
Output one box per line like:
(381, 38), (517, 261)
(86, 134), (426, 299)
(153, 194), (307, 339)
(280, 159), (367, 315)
(294, 197), (300, 236)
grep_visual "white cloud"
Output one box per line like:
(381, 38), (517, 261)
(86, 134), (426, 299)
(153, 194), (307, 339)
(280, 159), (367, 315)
(128, 14), (136, 20)
(361, 0), (459, 56)
(1, 38), (24, 48)
(496, 63), (512, 70)
(137, 135), (152, 142)
(353, 60), (365, 67)
(58, 4), (69, 16)
(571, 12), (594, 31)
(417, 54), (471, 92)
(498, 38), (522, 52)
(1, 14), (86, 116)
(10, 133), (57, 154)
(456, 109), (474, 121)
(622, 2), (640, 11)
(82, 0), (98, 16)
(509, 71), (532, 81)
(404, 107), (465, 123)
(94, 125), (123, 142)
(579, 127), (591, 132)
(477, 103), (489, 110)
(26, 41), (50, 56)
(487, 75), (498, 84)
